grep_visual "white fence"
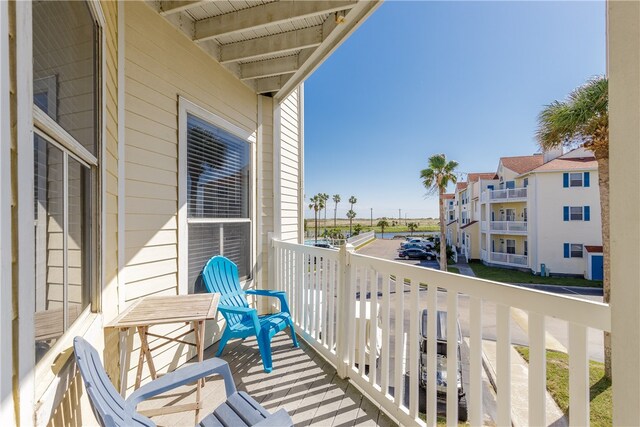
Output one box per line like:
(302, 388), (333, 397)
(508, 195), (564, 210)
(347, 230), (376, 247)
(482, 188), (528, 202)
(490, 221), (527, 233)
(490, 251), (528, 266)
(271, 238), (610, 427)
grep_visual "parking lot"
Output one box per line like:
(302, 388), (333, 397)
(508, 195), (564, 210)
(357, 237), (440, 269)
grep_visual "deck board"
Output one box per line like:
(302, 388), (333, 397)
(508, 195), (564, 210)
(139, 332), (395, 426)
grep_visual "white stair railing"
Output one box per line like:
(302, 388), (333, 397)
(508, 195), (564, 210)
(271, 237), (610, 427)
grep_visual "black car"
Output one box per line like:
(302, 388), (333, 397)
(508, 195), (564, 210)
(398, 248), (436, 260)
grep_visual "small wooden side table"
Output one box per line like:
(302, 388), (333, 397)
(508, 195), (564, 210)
(106, 293), (220, 420)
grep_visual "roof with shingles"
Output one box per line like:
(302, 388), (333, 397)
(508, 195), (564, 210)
(500, 154), (544, 174)
(467, 172), (497, 182)
(456, 182), (468, 191)
(529, 156), (597, 173)
(441, 193), (455, 199)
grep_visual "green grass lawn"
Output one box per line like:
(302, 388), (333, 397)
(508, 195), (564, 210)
(516, 346), (611, 426)
(468, 261), (602, 288)
(447, 266), (460, 274)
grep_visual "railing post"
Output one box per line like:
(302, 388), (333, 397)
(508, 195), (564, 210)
(336, 243), (355, 378)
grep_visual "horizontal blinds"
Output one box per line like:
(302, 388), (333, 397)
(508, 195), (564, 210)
(186, 114), (251, 293)
(187, 114), (249, 219)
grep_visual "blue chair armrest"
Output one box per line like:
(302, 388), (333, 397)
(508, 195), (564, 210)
(245, 289), (285, 297)
(254, 408), (294, 427)
(245, 290), (291, 314)
(126, 358), (236, 409)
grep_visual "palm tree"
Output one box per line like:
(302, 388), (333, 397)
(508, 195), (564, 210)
(347, 196), (357, 236)
(346, 210), (356, 237)
(420, 154), (458, 271)
(377, 218), (390, 238)
(407, 222), (418, 236)
(332, 194), (341, 227)
(320, 193), (330, 230)
(308, 194), (325, 244)
(536, 76), (610, 377)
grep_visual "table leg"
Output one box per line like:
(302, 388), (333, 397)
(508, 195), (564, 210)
(193, 320), (206, 423)
(119, 329), (128, 396)
(135, 326), (158, 389)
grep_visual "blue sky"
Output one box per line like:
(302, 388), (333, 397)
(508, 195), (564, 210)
(303, 0), (606, 220)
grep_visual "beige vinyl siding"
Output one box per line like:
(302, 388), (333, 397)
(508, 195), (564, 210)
(259, 96), (274, 289)
(121, 1), (258, 389)
(278, 87), (302, 243)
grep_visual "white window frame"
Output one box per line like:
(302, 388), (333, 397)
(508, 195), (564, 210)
(570, 206), (584, 221)
(506, 239), (516, 254)
(569, 172), (583, 187)
(178, 97), (257, 295)
(17, 0), (106, 420)
(570, 243), (584, 258)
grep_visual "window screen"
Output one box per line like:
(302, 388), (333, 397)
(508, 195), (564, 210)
(186, 114), (251, 292)
(570, 244), (584, 258)
(570, 206), (583, 221)
(569, 173), (583, 187)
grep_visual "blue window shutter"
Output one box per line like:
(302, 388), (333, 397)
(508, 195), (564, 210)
(564, 243), (570, 258)
(584, 206), (590, 221)
(563, 206), (569, 221)
(584, 172), (590, 187)
(563, 173), (569, 188)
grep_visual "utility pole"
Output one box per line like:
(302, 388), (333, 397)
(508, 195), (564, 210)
(398, 208), (401, 221)
(370, 208), (373, 226)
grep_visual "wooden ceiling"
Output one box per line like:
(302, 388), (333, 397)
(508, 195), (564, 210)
(151, 0), (381, 101)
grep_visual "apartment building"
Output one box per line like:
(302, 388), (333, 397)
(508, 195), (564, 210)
(447, 148), (602, 279)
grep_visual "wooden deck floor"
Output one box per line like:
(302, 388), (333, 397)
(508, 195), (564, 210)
(138, 332), (397, 427)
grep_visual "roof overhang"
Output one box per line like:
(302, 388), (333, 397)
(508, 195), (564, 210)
(151, 0), (382, 101)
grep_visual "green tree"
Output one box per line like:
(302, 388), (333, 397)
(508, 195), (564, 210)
(320, 193), (330, 230)
(407, 222), (418, 235)
(347, 196), (357, 236)
(420, 154), (458, 271)
(353, 223), (363, 236)
(377, 218), (390, 238)
(332, 194), (341, 227)
(536, 76), (610, 378)
(346, 209), (356, 236)
(308, 194), (325, 244)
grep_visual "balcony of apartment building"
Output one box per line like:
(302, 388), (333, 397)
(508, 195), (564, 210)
(481, 236), (528, 268)
(481, 210), (527, 235)
(480, 187), (527, 203)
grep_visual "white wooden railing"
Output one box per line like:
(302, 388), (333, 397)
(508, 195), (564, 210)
(270, 238), (610, 427)
(481, 188), (527, 202)
(347, 230), (376, 247)
(489, 221), (528, 233)
(489, 251), (528, 266)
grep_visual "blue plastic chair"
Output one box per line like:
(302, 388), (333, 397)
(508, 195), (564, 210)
(201, 256), (299, 373)
(73, 337), (293, 427)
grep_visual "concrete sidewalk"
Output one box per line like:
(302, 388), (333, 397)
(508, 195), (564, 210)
(454, 262), (567, 426)
(482, 340), (567, 427)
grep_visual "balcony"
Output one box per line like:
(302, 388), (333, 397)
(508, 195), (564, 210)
(488, 252), (529, 267)
(481, 188), (527, 203)
(270, 239), (609, 426)
(489, 221), (528, 234)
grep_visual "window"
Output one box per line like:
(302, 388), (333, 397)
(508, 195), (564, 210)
(506, 239), (516, 254)
(185, 113), (251, 293)
(506, 208), (516, 222)
(524, 240), (528, 256)
(523, 178), (529, 188)
(32, 1), (100, 364)
(523, 207), (528, 222)
(565, 243), (584, 258)
(570, 206), (583, 221)
(569, 172), (583, 187)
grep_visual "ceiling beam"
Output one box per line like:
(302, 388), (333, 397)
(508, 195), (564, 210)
(240, 55), (300, 80)
(255, 75), (293, 95)
(219, 26), (322, 64)
(194, 1), (356, 42)
(159, 1), (207, 16)
(275, 1), (382, 102)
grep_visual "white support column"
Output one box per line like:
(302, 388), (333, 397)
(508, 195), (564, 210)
(272, 102), (282, 239)
(297, 83), (305, 244)
(0, 0), (15, 423)
(335, 243), (355, 378)
(116, 0), (126, 312)
(16, 0), (36, 423)
(609, 1), (640, 425)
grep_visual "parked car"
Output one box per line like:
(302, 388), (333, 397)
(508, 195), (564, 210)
(418, 309), (467, 421)
(398, 248), (436, 260)
(313, 242), (337, 250)
(401, 238), (435, 250)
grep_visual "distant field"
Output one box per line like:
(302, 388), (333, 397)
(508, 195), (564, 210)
(306, 217), (440, 234)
